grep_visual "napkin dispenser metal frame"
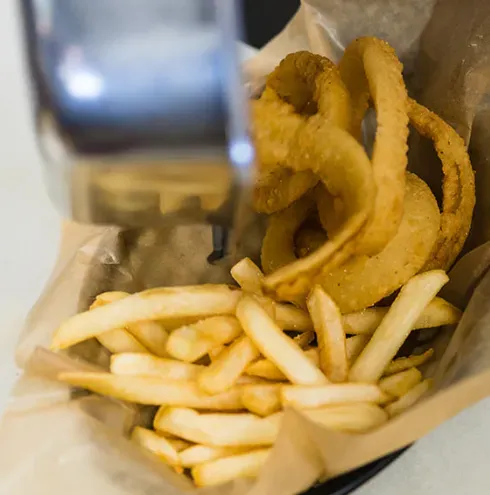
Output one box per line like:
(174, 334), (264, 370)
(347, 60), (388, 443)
(20, 0), (253, 231)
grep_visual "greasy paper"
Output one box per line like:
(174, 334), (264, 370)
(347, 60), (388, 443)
(5, 0), (490, 493)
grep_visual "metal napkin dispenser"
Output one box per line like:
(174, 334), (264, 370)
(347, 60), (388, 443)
(21, 0), (253, 228)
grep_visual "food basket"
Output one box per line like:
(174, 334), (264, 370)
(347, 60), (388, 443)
(5, 0), (490, 494)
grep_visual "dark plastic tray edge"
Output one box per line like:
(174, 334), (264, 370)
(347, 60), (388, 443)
(303, 447), (410, 495)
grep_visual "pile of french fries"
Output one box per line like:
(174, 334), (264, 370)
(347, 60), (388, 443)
(50, 258), (461, 487)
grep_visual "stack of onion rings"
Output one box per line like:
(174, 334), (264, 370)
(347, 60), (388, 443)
(251, 37), (475, 310)
(261, 173), (441, 312)
(262, 117), (375, 300)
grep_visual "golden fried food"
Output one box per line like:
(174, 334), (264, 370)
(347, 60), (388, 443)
(261, 195), (315, 275)
(51, 257), (454, 486)
(51, 286), (241, 351)
(251, 88), (304, 177)
(408, 98), (476, 270)
(253, 52), (352, 214)
(261, 173), (440, 312)
(262, 119), (376, 301)
(254, 166), (319, 217)
(47, 37), (476, 490)
(349, 270), (448, 383)
(254, 39), (474, 307)
(314, 184), (346, 238)
(295, 223), (328, 258)
(339, 37), (409, 255)
(267, 51), (352, 126)
(319, 173), (440, 312)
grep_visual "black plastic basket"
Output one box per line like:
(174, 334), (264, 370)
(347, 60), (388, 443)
(303, 449), (408, 495)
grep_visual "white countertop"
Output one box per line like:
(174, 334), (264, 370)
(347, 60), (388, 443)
(0, 2), (489, 494)
(0, 2), (60, 408)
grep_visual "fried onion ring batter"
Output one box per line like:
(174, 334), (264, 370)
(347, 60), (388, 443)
(319, 173), (440, 312)
(253, 52), (352, 214)
(261, 195), (315, 275)
(262, 117), (375, 300)
(295, 224), (328, 259)
(339, 37), (409, 255)
(314, 185), (346, 237)
(252, 88), (304, 173)
(408, 99), (476, 270)
(261, 173), (440, 312)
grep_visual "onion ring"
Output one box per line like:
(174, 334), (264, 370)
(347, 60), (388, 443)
(261, 195), (315, 275)
(267, 52), (352, 127)
(251, 88), (304, 174)
(254, 166), (318, 217)
(319, 173), (440, 312)
(253, 52), (352, 214)
(295, 225), (328, 259)
(408, 98), (476, 270)
(262, 117), (375, 300)
(260, 173), (440, 312)
(314, 185), (346, 237)
(339, 37), (409, 255)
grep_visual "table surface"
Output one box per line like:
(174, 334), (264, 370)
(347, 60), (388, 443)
(0, 2), (490, 494)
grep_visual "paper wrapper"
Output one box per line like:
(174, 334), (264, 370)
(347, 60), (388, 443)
(5, 0), (490, 493)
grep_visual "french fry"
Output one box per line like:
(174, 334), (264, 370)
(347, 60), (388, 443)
(307, 286), (348, 382)
(92, 291), (129, 305)
(231, 258), (264, 294)
(349, 271), (449, 383)
(252, 294), (276, 318)
(385, 379), (433, 417)
(110, 353), (204, 381)
(237, 296), (328, 385)
(166, 316), (242, 362)
(127, 321), (169, 358)
(384, 349), (434, 375)
(154, 407), (282, 447)
(252, 295), (313, 332)
(159, 315), (205, 331)
(58, 372), (243, 409)
(245, 359), (288, 381)
(379, 368), (422, 397)
(198, 336), (261, 394)
(49, 255), (450, 488)
(209, 345), (226, 362)
(293, 331), (316, 349)
(274, 304), (313, 331)
(180, 445), (249, 467)
(282, 383), (390, 409)
(295, 347), (319, 366)
(97, 330), (149, 354)
(346, 335), (370, 364)
(168, 438), (192, 452)
(245, 348), (319, 381)
(302, 403), (388, 432)
(166, 327), (214, 363)
(131, 426), (181, 466)
(240, 384), (282, 416)
(94, 297), (169, 357)
(51, 285), (242, 351)
(236, 376), (270, 385)
(191, 449), (271, 487)
(343, 297), (461, 335)
(90, 292), (150, 354)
